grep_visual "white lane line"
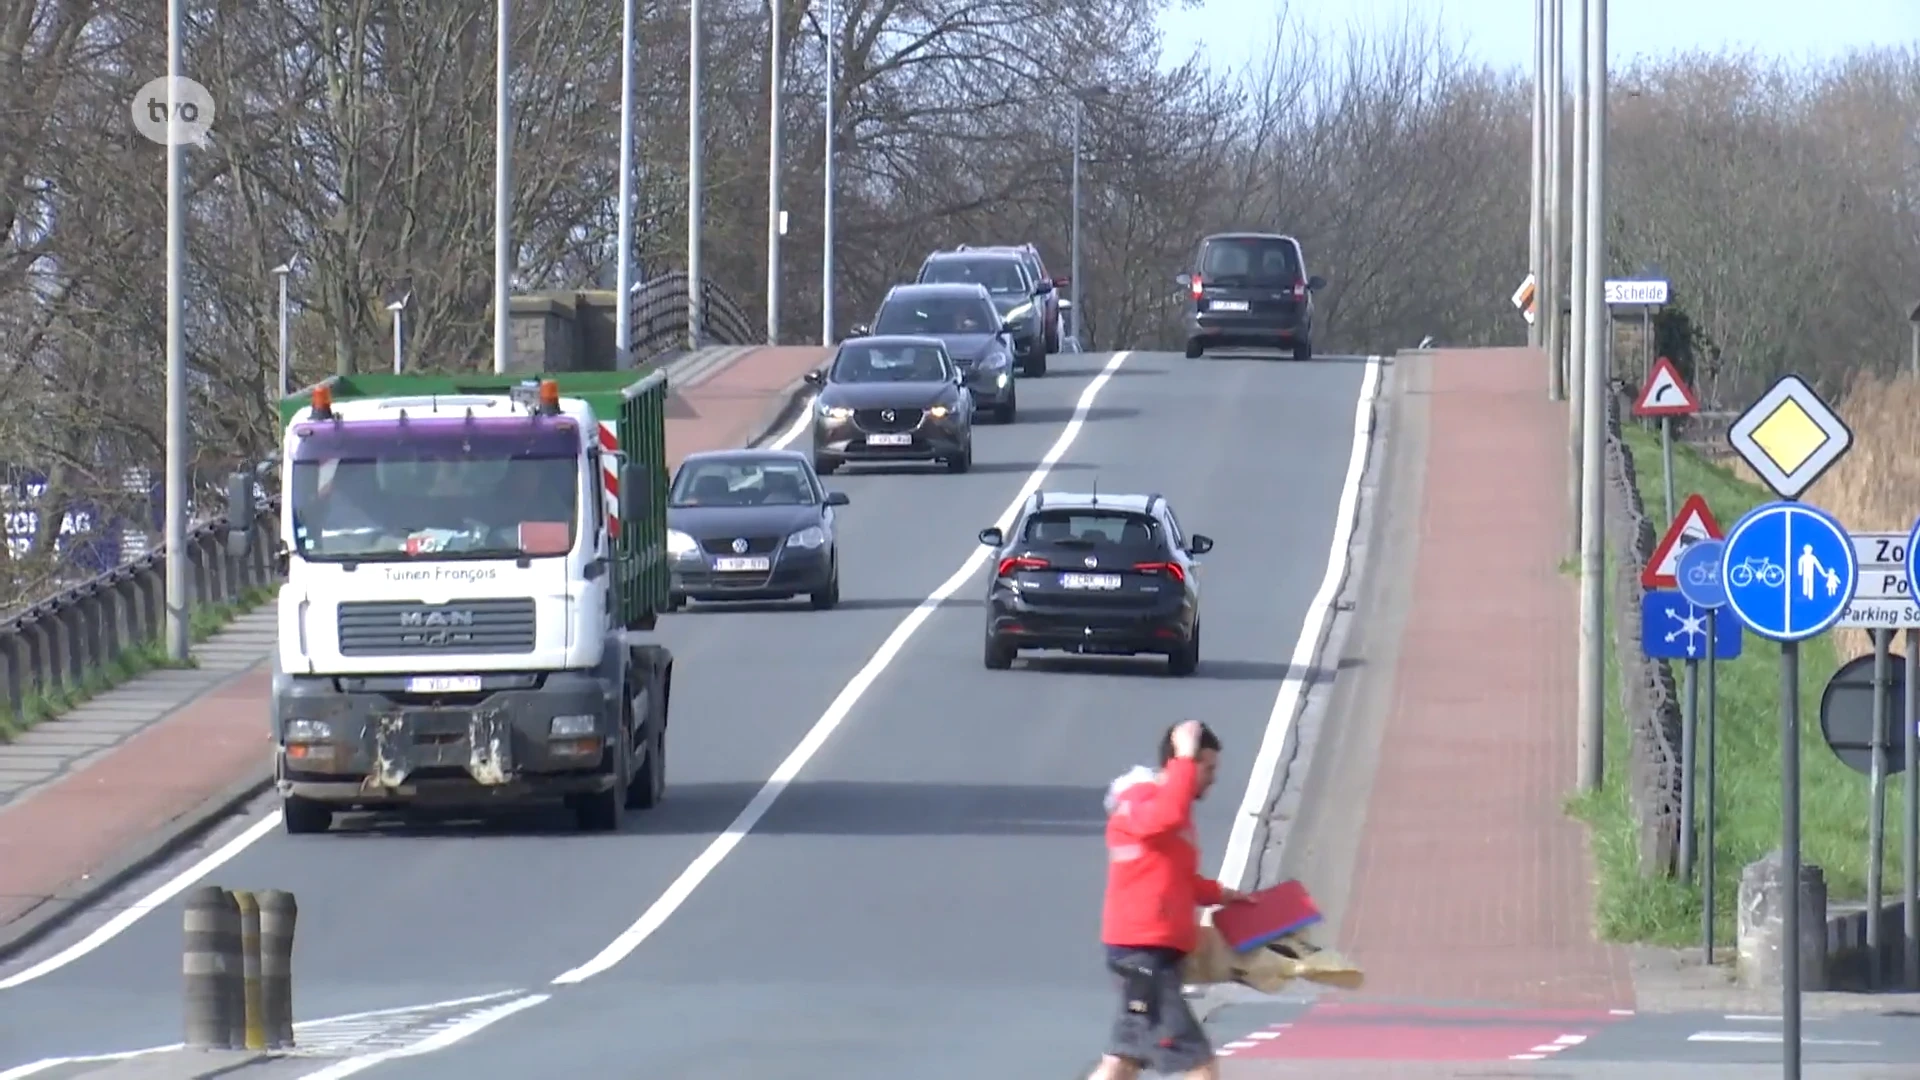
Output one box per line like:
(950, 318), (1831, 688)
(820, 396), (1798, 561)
(294, 993), (551, 1079)
(1215, 356), (1382, 889)
(550, 349), (1134, 985)
(1688, 1031), (1880, 1046)
(0, 810), (285, 990)
(0, 385), (819, 993)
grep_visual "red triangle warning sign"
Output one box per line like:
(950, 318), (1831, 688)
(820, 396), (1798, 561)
(1633, 356), (1699, 417)
(1641, 494), (1723, 589)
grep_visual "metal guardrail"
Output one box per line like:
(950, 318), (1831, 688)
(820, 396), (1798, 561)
(630, 271), (756, 366)
(0, 500), (281, 726)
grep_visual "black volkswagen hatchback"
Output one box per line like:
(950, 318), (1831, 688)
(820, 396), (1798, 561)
(807, 334), (975, 474)
(666, 449), (848, 610)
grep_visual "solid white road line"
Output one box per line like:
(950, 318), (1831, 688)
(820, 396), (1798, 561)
(0, 384), (819, 994)
(0, 810), (285, 990)
(295, 993), (552, 1080)
(549, 350), (1134, 985)
(1214, 356), (1382, 889)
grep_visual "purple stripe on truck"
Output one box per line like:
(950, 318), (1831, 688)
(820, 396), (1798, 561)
(290, 416), (579, 461)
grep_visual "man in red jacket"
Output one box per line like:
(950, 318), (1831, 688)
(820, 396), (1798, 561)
(1089, 720), (1247, 1079)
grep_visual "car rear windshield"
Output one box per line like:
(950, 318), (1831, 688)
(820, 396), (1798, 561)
(920, 257), (1029, 296)
(1021, 509), (1161, 548)
(1200, 237), (1300, 286)
(874, 294), (1000, 335)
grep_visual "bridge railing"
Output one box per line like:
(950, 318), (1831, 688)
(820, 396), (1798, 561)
(0, 501), (281, 729)
(629, 271), (756, 366)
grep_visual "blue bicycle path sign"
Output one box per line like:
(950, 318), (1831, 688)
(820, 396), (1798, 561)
(1720, 501), (1857, 642)
(1676, 538), (1728, 610)
(1641, 589), (1743, 661)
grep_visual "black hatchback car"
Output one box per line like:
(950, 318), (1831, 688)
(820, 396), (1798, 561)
(911, 249), (1052, 376)
(976, 491), (1213, 675)
(852, 283), (1019, 422)
(806, 335), (974, 474)
(1177, 232), (1325, 361)
(666, 449), (849, 610)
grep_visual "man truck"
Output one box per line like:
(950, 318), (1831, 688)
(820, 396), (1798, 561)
(226, 371), (674, 834)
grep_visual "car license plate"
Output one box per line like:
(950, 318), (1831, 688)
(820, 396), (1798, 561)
(712, 556), (771, 572)
(1210, 300), (1250, 311)
(867, 433), (912, 446)
(1059, 573), (1123, 590)
(407, 675), (482, 694)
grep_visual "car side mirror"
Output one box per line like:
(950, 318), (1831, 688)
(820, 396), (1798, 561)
(1053, 276), (1070, 289)
(1000, 319), (1017, 334)
(978, 527), (1004, 547)
(1174, 272), (1192, 287)
(619, 463), (649, 524)
(1034, 279), (1054, 295)
(1187, 534), (1214, 555)
(223, 472), (254, 557)
(1307, 275), (1326, 291)
(825, 490), (850, 507)
(1058, 298), (1073, 311)
(804, 369), (824, 385)
(850, 323), (870, 337)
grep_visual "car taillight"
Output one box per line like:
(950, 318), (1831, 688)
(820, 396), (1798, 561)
(1190, 275), (1204, 301)
(1133, 561), (1186, 583)
(997, 556), (1049, 577)
(1291, 279), (1307, 300)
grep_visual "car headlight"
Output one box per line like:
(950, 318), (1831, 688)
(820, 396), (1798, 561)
(285, 719), (332, 742)
(818, 402), (853, 420)
(980, 350), (1009, 368)
(995, 372), (1010, 387)
(928, 404), (952, 418)
(788, 525), (827, 548)
(667, 529), (698, 557)
(550, 714), (597, 736)
(1005, 302), (1034, 323)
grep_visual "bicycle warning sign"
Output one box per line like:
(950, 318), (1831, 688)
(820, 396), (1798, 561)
(1642, 493), (1724, 590)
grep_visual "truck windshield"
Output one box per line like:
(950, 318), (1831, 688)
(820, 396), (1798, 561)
(288, 418), (580, 561)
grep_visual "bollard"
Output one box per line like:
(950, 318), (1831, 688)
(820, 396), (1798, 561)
(257, 889), (299, 1049)
(182, 885), (242, 1049)
(233, 890), (267, 1050)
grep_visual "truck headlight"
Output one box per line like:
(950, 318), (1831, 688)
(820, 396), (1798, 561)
(667, 529), (698, 557)
(550, 714), (597, 736)
(787, 525), (827, 548)
(285, 719), (332, 742)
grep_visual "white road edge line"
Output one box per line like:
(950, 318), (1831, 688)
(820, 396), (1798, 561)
(1215, 355), (1382, 889)
(550, 350), (1134, 986)
(294, 993), (552, 1080)
(0, 383), (821, 993)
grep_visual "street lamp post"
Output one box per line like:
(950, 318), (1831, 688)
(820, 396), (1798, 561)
(820, 0), (836, 346)
(766, 0), (782, 345)
(1069, 85), (1110, 350)
(163, 0), (190, 662)
(385, 286), (412, 374)
(271, 261), (294, 399)
(615, 0), (638, 367)
(492, 0), (513, 373)
(687, 0), (704, 349)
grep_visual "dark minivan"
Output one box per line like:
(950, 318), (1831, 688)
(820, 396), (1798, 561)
(1176, 233), (1324, 361)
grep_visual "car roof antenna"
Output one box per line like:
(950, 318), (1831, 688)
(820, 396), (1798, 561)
(1090, 475), (1098, 505)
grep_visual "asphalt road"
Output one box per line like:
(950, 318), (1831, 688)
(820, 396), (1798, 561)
(0, 349), (1373, 1078)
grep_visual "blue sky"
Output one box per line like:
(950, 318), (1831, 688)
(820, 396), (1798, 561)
(1158, 0), (1918, 75)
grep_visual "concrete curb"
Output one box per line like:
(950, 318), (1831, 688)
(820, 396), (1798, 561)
(0, 349), (826, 969)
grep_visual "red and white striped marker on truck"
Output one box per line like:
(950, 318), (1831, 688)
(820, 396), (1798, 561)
(598, 422), (621, 539)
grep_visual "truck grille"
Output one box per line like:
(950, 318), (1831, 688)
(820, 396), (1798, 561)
(337, 598), (536, 657)
(855, 407), (922, 432)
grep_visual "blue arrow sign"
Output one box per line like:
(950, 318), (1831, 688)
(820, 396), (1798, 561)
(1676, 538), (1728, 610)
(1641, 589), (1743, 661)
(1721, 501), (1857, 642)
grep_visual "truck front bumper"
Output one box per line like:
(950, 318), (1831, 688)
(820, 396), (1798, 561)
(275, 672), (619, 808)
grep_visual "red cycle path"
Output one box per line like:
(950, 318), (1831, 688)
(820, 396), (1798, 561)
(0, 346), (827, 936)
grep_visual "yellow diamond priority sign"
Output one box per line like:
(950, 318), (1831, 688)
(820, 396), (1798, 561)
(1726, 374), (1852, 499)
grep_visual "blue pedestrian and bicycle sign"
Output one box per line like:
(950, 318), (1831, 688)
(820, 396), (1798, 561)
(1721, 501), (1857, 642)
(1641, 589), (1743, 660)
(1676, 538), (1728, 610)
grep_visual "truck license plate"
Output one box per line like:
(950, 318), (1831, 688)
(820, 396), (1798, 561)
(712, 556), (771, 572)
(1209, 300), (1249, 311)
(1059, 573), (1123, 590)
(407, 675), (482, 693)
(867, 433), (912, 446)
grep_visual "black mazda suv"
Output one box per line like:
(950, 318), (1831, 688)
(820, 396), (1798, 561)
(976, 491), (1213, 676)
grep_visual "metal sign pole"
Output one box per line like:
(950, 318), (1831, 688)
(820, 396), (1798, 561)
(1704, 609), (1719, 961)
(1906, 625), (1919, 989)
(1782, 636), (1803, 1080)
(1660, 414), (1676, 524)
(1869, 628), (1891, 988)
(1680, 655), (1699, 880)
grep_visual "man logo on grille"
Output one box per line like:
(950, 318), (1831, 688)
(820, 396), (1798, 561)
(731, 538), (749, 554)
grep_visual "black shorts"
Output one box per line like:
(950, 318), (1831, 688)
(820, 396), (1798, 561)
(1104, 945), (1212, 1073)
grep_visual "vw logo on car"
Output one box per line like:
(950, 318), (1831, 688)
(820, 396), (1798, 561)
(731, 537), (749, 554)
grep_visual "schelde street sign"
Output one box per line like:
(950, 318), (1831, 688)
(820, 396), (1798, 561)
(1604, 279), (1670, 306)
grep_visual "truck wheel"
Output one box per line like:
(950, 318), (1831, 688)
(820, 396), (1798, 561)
(574, 735), (629, 832)
(626, 725), (666, 810)
(282, 795), (333, 835)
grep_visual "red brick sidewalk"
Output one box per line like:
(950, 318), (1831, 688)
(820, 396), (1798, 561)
(1337, 348), (1632, 1010)
(0, 345), (827, 946)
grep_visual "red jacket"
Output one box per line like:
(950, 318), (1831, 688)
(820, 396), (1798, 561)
(1100, 757), (1222, 953)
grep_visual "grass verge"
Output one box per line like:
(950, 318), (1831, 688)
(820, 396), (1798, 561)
(0, 585), (276, 741)
(1569, 425), (1893, 947)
